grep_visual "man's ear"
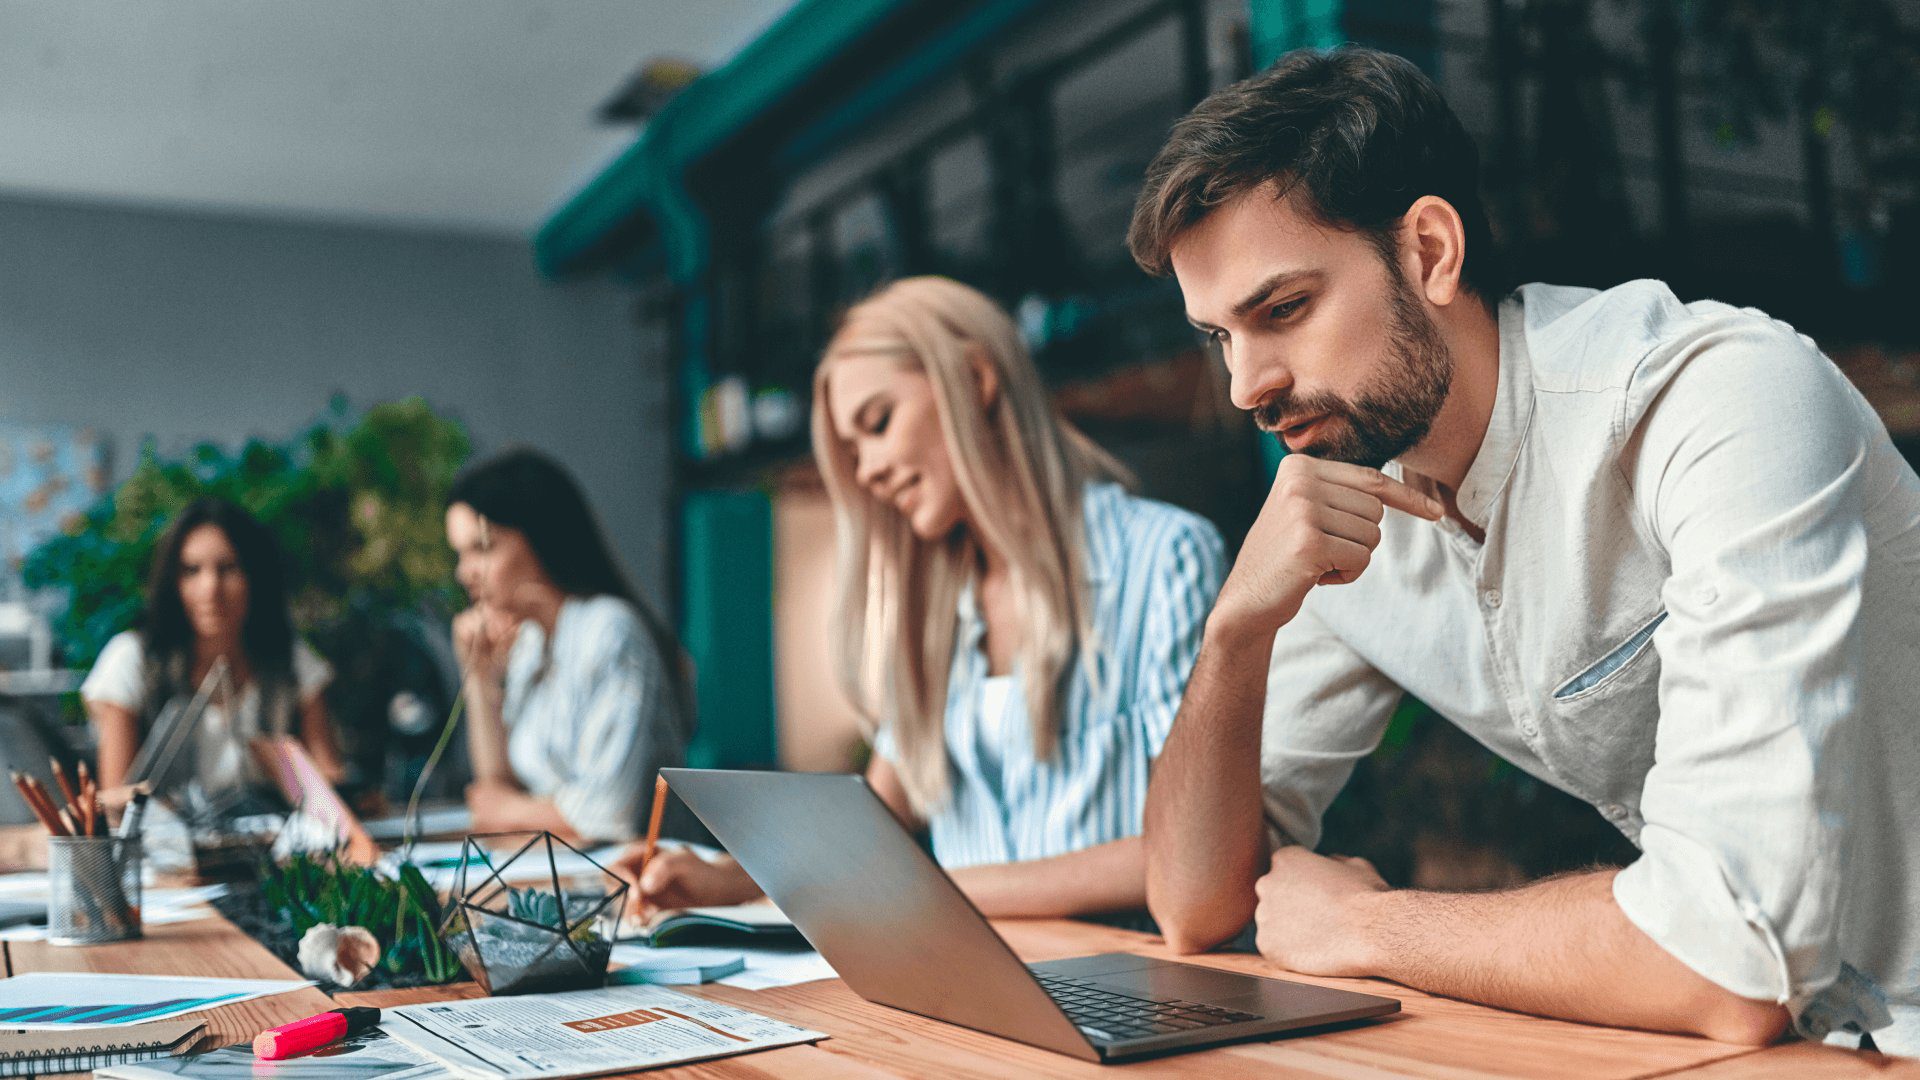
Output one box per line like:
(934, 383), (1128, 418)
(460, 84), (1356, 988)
(1401, 195), (1466, 307)
(968, 345), (1001, 412)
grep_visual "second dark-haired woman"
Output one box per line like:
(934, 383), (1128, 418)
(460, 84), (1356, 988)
(445, 447), (693, 844)
(82, 497), (346, 794)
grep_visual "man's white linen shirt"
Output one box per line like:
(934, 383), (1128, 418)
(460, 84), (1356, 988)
(1259, 280), (1920, 1052)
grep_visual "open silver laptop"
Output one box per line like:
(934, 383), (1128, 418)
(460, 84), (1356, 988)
(660, 768), (1399, 1064)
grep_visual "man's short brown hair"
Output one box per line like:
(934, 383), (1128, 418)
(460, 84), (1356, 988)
(1128, 46), (1502, 299)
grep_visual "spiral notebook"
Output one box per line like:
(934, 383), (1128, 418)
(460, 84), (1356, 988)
(0, 1018), (203, 1077)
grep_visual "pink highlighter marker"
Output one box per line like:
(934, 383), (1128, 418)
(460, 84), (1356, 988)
(254, 1007), (381, 1060)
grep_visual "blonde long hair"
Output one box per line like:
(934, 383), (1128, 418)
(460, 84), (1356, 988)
(811, 277), (1133, 813)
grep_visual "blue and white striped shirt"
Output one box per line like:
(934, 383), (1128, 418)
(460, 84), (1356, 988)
(877, 481), (1226, 870)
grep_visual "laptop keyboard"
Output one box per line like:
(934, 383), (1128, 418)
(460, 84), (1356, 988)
(1032, 974), (1261, 1043)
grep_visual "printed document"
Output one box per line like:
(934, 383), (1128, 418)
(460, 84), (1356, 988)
(383, 986), (824, 1078)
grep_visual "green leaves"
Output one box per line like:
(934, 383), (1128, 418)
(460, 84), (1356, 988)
(505, 887), (563, 929)
(260, 851), (461, 985)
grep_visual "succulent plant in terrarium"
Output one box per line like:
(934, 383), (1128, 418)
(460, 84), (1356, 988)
(503, 888), (606, 942)
(438, 832), (627, 996)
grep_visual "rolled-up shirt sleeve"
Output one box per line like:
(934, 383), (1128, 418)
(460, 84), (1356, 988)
(549, 621), (679, 845)
(1615, 319), (1879, 1035)
(1260, 604), (1401, 851)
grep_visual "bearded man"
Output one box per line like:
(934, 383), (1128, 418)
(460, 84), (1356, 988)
(1132, 45), (1920, 1054)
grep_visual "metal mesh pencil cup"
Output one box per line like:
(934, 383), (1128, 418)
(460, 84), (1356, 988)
(48, 837), (143, 945)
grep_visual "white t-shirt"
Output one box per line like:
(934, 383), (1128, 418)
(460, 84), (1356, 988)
(81, 630), (333, 794)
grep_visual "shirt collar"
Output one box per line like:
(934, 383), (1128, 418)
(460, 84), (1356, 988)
(1451, 295), (1536, 530)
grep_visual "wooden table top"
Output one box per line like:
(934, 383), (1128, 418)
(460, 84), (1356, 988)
(5, 913), (1915, 1078)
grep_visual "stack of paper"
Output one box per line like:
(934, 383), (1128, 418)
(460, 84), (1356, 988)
(608, 946), (745, 985)
(609, 942), (837, 991)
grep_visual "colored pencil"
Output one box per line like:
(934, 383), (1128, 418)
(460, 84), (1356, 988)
(25, 775), (71, 838)
(48, 759), (81, 819)
(10, 772), (65, 836)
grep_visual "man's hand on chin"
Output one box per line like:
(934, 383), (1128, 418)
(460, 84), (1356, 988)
(1253, 846), (1391, 978)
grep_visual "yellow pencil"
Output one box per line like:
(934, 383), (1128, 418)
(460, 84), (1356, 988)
(640, 775), (669, 877)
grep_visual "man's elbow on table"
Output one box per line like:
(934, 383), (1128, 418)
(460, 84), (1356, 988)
(1148, 887), (1253, 955)
(1144, 828), (1267, 954)
(1158, 920), (1228, 956)
(1685, 985), (1791, 1046)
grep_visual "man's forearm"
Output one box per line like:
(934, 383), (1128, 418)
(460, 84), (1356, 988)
(1143, 618), (1275, 951)
(950, 837), (1146, 918)
(1357, 870), (1790, 1044)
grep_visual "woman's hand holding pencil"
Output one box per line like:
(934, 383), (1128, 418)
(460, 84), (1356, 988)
(611, 776), (761, 919)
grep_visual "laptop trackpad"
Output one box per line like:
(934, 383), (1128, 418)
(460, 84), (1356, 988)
(1036, 953), (1265, 1001)
(1031, 953), (1159, 979)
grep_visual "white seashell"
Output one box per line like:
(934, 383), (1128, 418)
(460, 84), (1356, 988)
(297, 923), (383, 987)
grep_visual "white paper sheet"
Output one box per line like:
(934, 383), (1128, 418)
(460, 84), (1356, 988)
(362, 806), (473, 843)
(0, 973), (312, 1028)
(0, 884), (230, 941)
(384, 985), (823, 1079)
(0, 872), (51, 896)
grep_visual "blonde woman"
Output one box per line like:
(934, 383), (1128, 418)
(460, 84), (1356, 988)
(617, 276), (1225, 920)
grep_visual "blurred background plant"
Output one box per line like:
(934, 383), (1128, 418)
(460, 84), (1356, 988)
(21, 395), (471, 800)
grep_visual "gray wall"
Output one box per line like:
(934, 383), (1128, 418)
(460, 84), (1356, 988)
(0, 193), (673, 609)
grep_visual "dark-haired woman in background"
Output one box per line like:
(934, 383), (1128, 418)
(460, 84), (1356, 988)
(82, 497), (346, 792)
(445, 447), (693, 844)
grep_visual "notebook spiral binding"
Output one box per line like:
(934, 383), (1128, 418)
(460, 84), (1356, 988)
(0, 1019), (202, 1078)
(0, 1043), (179, 1076)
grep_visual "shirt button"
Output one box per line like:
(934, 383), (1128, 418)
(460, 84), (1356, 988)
(1602, 804), (1627, 820)
(1521, 721), (1539, 737)
(1696, 585), (1719, 605)
(1482, 589), (1502, 610)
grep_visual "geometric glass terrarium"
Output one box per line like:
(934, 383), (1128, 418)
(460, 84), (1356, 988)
(437, 832), (628, 996)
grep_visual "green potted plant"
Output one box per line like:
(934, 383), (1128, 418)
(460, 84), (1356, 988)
(237, 849), (464, 990)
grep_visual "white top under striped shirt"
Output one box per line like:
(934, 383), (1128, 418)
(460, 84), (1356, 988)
(876, 481), (1226, 872)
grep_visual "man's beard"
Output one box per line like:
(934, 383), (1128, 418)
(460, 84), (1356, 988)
(1254, 273), (1454, 470)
